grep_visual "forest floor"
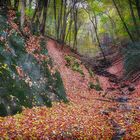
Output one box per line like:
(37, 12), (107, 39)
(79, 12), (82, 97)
(0, 37), (140, 139)
(47, 40), (140, 140)
(0, 23), (140, 139)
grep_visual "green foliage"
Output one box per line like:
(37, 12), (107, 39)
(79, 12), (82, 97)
(0, 103), (7, 117)
(40, 38), (48, 55)
(54, 71), (68, 103)
(13, 11), (20, 24)
(25, 9), (34, 18)
(89, 78), (102, 91)
(31, 22), (40, 35)
(65, 55), (84, 75)
(123, 42), (140, 76)
(88, 68), (95, 77)
(9, 31), (25, 52)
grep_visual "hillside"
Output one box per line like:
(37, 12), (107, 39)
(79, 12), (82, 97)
(0, 1), (140, 139)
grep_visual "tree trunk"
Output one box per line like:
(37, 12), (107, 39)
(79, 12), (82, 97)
(14, 0), (19, 10)
(135, 0), (140, 19)
(112, 0), (135, 42)
(128, 0), (140, 40)
(61, 0), (67, 43)
(7, 0), (11, 7)
(0, 0), (7, 7)
(73, 7), (78, 49)
(20, 0), (25, 29)
(53, 0), (57, 37)
(40, 0), (48, 35)
(29, 0), (32, 11)
(65, 10), (73, 42)
(57, 0), (63, 39)
(92, 13), (106, 61)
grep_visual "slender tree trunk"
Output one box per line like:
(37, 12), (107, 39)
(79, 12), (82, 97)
(61, 0), (67, 43)
(29, 0), (32, 11)
(31, 0), (42, 24)
(128, 0), (139, 40)
(112, 0), (135, 42)
(92, 13), (106, 61)
(14, 0), (19, 10)
(0, 0), (7, 7)
(7, 0), (11, 7)
(57, 0), (63, 40)
(73, 7), (78, 48)
(65, 11), (73, 42)
(40, 0), (48, 35)
(20, 0), (25, 29)
(135, 0), (140, 19)
(53, 0), (57, 37)
(85, 7), (106, 61)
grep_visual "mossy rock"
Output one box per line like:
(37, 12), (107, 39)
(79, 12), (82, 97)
(0, 9), (68, 116)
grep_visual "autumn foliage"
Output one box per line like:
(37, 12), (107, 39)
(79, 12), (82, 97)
(0, 8), (140, 140)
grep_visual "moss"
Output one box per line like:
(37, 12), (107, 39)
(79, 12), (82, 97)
(123, 42), (140, 76)
(54, 70), (68, 103)
(65, 55), (84, 75)
(0, 9), (68, 116)
(0, 103), (7, 117)
(40, 38), (48, 55)
(89, 78), (102, 91)
(88, 68), (95, 77)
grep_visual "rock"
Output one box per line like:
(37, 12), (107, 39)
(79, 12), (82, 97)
(117, 129), (126, 136)
(119, 104), (132, 111)
(106, 87), (115, 91)
(136, 106), (140, 110)
(100, 109), (110, 115)
(112, 128), (126, 140)
(108, 107), (117, 112)
(128, 84), (135, 92)
(120, 82), (129, 88)
(115, 97), (129, 102)
(121, 87), (130, 95)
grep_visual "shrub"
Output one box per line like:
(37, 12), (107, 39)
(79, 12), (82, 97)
(123, 42), (140, 77)
(65, 55), (84, 75)
(89, 78), (102, 91)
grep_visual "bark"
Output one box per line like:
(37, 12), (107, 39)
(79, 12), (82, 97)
(14, 0), (19, 10)
(84, 8), (106, 61)
(128, 0), (140, 40)
(61, 0), (67, 43)
(0, 0), (11, 8)
(29, 0), (32, 11)
(7, 0), (11, 7)
(53, 0), (57, 37)
(0, 0), (4, 6)
(31, 0), (42, 25)
(57, 0), (63, 39)
(92, 12), (106, 61)
(20, 0), (25, 29)
(65, 10), (73, 42)
(112, 0), (135, 42)
(40, 0), (48, 35)
(73, 7), (78, 48)
(135, 0), (140, 19)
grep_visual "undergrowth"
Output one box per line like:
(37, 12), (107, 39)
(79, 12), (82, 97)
(88, 78), (102, 91)
(65, 55), (84, 75)
(123, 42), (140, 77)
